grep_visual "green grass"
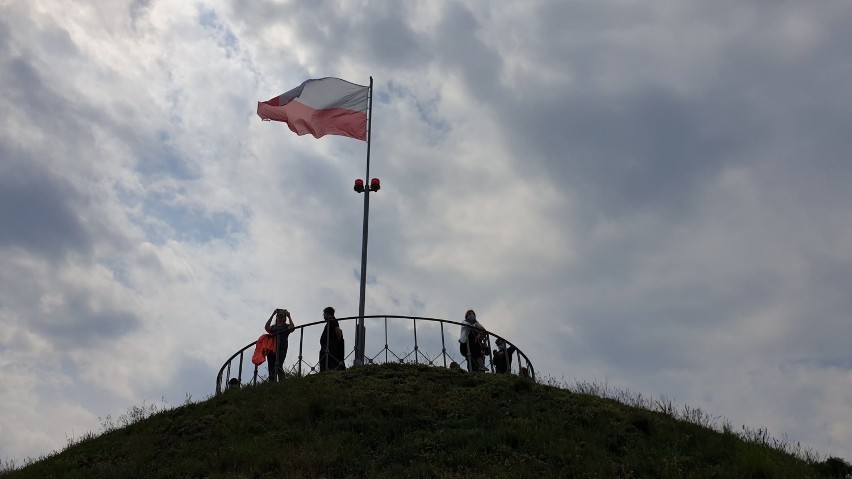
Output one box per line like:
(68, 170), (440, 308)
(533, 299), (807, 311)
(2, 363), (849, 478)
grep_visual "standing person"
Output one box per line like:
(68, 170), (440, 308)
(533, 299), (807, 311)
(319, 306), (345, 371)
(459, 309), (486, 372)
(265, 308), (296, 382)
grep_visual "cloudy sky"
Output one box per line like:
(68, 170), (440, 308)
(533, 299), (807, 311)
(2, 0), (851, 463)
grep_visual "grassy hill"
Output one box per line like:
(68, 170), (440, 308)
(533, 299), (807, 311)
(3, 363), (849, 478)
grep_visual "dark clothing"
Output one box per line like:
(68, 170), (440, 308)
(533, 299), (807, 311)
(459, 320), (486, 372)
(468, 330), (483, 358)
(493, 345), (517, 374)
(461, 329), (484, 372)
(267, 324), (294, 381)
(270, 324), (294, 359)
(319, 319), (345, 371)
(319, 346), (345, 371)
(319, 319), (340, 349)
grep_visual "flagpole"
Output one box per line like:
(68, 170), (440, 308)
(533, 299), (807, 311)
(355, 76), (373, 367)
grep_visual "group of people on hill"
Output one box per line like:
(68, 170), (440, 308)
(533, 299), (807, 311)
(248, 307), (518, 383)
(457, 309), (517, 373)
(251, 306), (345, 382)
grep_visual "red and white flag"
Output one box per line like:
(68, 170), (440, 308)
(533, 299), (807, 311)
(257, 77), (369, 141)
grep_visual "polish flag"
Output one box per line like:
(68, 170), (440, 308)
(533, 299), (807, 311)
(257, 77), (369, 141)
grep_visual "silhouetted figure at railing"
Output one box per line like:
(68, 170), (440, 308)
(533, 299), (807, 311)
(459, 309), (487, 372)
(493, 338), (516, 374)
(264, 309), (296, 381)
(320, 306), (345, 371)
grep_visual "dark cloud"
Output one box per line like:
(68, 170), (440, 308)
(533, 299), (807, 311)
(432, 2), (502, 102)
(0, 34), (92, 146)
(0, 145), (92, 260)
(362, 4), (430, 68)
(35, 22), (80, 58)
(130, 0), (156, 24)
(231, 0), (428, 71)
(4, 54), (49, 107)
(506, 87), (736, 219)
(30, 291), (141, 348)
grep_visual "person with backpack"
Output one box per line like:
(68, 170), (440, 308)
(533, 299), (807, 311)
(459, 309), (487, 371)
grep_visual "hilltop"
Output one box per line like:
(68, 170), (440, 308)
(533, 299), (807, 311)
(3, 363), (849, 478)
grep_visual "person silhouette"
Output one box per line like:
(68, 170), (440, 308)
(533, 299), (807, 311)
(319, 306), (345, 371)
(264, 308), (296, 381)
(459, 309), (486, 371)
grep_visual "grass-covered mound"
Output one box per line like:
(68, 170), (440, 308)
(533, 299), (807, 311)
(3, 363), (848, 478)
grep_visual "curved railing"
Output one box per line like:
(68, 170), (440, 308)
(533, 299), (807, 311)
(216, 315), (536, 394)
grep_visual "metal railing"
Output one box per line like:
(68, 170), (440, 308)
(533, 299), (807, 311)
(216, 315), (536, 394)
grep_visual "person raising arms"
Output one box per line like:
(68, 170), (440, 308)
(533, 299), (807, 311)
(264, 308), (296, 381)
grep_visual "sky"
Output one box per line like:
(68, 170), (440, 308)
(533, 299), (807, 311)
(1, 0), (851, 463)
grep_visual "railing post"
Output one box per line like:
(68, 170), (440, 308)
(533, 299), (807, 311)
(440, 322), (447, 368)
(298, 328), (304, 377)
(413, 318), (419, 365)
(238, 351), (244, 383)
(324, 321), (330, 372)
(486, 334), (494, 373)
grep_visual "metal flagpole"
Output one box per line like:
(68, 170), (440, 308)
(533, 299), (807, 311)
(354, 76), (374, 367)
